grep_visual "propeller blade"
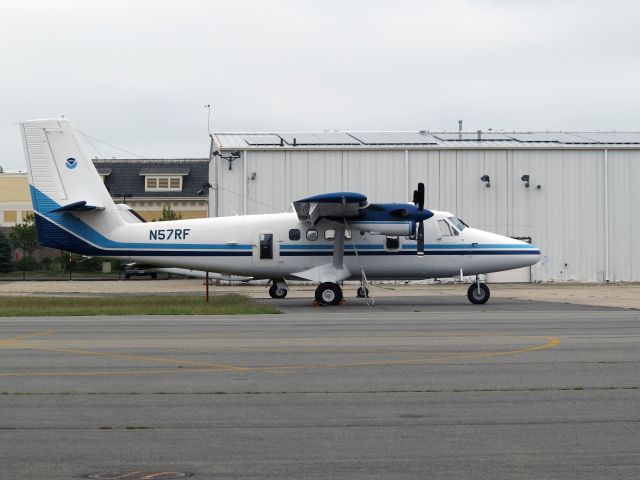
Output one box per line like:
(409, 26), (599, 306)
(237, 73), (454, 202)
(417, 221), (424, 256)
(416, 183), (425, 211)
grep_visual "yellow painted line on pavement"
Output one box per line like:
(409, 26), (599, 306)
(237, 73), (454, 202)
(255, 336), (562, 371)
(3, 343), (250, 372)
(0, 336), (561, 378)
(0, 330), (56, 345)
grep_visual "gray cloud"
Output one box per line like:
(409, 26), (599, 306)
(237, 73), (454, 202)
(2, 0), (639, 167)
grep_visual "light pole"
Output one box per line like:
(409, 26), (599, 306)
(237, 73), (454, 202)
(196, 183), (215, 302)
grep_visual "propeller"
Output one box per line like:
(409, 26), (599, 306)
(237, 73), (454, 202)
(412, 183), (425, 256)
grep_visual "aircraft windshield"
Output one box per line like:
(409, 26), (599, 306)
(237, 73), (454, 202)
(447, 216), (467, 231)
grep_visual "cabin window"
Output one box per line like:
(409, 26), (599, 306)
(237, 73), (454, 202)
(306, 229), (318, 241)
(438, 219), (453, 237)
(259, 233), (273, 259)
(289, 229), (301, 241)
(386, 236), (400, 250)
(325, 229), (351, 241)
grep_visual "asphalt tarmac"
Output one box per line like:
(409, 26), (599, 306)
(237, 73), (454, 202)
(1, 297), (639, 479)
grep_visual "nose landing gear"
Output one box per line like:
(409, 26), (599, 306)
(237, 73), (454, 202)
(467, 278), (490, 304)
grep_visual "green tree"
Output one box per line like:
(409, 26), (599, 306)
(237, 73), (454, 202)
(0, 230), (12, 273)
(156, 205), (182, 222)
(9, 213), (40, 279)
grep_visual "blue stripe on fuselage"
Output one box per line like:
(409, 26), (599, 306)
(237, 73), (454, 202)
(31, 186), (540, 257)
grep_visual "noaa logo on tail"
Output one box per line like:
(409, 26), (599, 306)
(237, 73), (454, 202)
(65, 157), (78, 170)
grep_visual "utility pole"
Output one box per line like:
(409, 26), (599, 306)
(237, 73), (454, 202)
(205, 105), (219, 218)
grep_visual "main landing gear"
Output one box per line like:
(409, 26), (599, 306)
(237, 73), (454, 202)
(315, 282), (343, 306)
(268, 279), (288, 299)
(467, 280), (490, 304)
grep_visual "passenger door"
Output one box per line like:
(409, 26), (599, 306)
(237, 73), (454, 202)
(252, 229), (279, 267)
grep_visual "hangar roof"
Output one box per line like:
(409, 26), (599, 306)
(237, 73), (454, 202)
(213, 130), (640, 150)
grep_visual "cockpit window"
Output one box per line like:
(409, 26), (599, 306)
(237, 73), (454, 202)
(447, 216), (467, 231)
(438, 220), (453, 236)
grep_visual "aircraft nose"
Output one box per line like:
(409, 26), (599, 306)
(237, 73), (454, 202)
(520, 241), (542, 266)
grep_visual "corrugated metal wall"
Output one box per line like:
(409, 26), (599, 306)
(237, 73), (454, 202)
(210, 147), (640, 282)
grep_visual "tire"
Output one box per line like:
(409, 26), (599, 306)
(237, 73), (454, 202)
(467, 283), (490, 304)
(269, 285), (288, 299)
(315, 282), (343, 306)
(151, 273), (158, 279)
(356, 286), (369, 298)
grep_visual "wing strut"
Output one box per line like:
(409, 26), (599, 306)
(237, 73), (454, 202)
(341, 218), (375, 306)
(332, 225), (345, 268)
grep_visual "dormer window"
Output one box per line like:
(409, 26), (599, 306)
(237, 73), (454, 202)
(139, 167), (190, 192)
(145, 176), (182, 191)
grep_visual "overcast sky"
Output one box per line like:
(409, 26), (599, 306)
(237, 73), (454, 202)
(2, 0), (639, 167)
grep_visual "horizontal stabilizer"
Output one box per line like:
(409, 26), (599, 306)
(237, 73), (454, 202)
(50, 200), (103, 213)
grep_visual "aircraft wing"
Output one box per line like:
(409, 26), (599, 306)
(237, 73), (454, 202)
(293, 192), (367, 224)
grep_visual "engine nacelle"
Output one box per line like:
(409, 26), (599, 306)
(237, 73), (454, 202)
(349, 221), (414, 236)
(345, 203), (433, 236)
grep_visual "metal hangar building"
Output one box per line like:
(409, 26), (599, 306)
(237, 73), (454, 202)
(211, 130), (640, 283)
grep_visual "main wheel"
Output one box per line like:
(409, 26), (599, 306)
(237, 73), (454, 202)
(356, 286), (369, 298)
(467, 283), (490, 304)
(315, 282), (343, 306)
(269, 285), (288, 299)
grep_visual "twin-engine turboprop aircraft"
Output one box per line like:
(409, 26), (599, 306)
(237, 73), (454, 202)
(19, 118), (541, 305)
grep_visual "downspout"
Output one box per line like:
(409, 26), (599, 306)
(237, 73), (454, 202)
(404, 149), (409, 202)
(604, 149), (609, 282)
(243, 151), (248, 215)
(209, 133), (219, 218)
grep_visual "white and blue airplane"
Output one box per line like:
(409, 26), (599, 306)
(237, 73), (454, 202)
(19, 118), (541, 305)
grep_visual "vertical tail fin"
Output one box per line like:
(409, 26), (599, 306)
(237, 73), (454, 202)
(19, 118), (125, 253)
(20, 118), (117, 213)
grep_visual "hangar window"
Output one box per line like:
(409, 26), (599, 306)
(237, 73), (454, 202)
(289, 229), (301, 241)
(306, 229), (318, 241)
(386, 236), (400, 250)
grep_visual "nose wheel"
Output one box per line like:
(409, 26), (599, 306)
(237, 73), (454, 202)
(467, 282), (490, 304)
(315, 282), (343, 306)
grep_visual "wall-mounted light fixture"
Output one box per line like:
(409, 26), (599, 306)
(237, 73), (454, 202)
(213, 150), (241, 170)
(480, 174), (490, 188)
(521, 174), (530, 188)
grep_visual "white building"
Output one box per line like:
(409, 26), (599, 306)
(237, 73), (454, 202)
(211, 130), (640, 283)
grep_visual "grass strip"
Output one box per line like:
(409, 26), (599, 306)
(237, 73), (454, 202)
(0, 294), (279, 316)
